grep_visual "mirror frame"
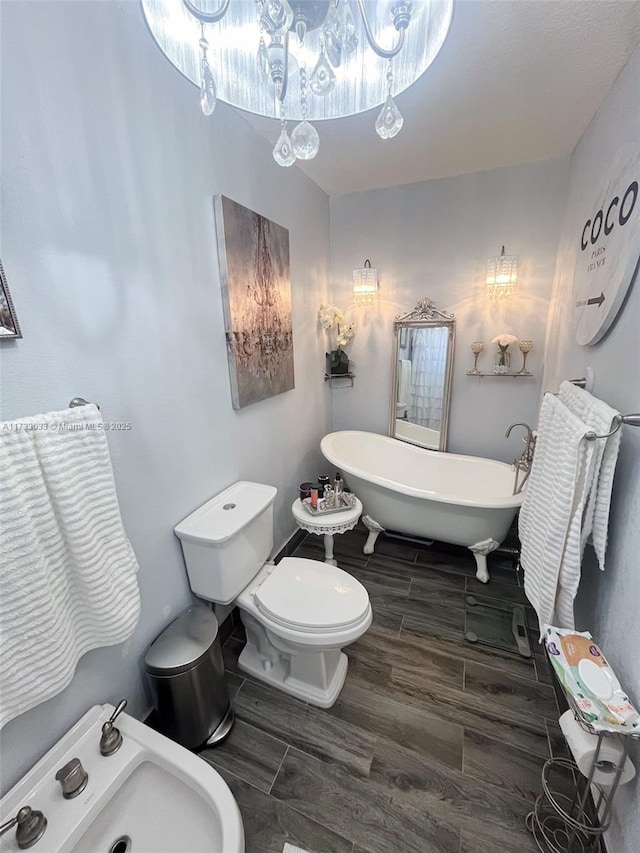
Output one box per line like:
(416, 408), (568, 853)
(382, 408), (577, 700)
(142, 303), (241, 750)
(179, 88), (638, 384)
(389, 299), (456, 452)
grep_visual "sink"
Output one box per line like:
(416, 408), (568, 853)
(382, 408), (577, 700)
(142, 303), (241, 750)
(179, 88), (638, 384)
(0, 704), (244, 853)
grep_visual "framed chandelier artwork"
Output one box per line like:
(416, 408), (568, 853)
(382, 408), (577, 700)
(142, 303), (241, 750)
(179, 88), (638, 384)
(214, 196), (294, 409)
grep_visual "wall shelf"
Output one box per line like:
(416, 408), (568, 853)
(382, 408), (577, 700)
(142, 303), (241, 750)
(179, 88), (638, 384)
(467, 371), (535, 378)
(325, 372), (355, 388)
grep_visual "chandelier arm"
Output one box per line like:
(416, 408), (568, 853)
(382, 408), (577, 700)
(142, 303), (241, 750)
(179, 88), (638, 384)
(182, 0), (231, 24)
(354, 0), (407, 59)
(277, 31), (290, 102)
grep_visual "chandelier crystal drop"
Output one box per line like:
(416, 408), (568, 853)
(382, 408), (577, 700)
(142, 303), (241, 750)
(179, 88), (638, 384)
(198, 30), (217, 116)
(142, 0), (454, 167)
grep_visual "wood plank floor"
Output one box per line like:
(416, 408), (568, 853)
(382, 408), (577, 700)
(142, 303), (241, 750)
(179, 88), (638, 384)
(200, 527), (558, 853)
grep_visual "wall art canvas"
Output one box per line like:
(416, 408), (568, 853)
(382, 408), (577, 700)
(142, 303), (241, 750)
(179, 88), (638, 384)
(0, 259), (22, 340)
(214, 195), (294, 409)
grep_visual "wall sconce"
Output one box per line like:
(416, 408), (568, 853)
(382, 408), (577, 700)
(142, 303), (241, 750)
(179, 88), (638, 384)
(353, 259), (378, 304)
(486, 246), (518, 301)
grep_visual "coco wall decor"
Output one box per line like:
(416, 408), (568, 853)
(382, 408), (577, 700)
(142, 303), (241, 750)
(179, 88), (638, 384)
(214, 195), (294, 409)
(0, 259), (22, 340)
(573, 143), (640, 346)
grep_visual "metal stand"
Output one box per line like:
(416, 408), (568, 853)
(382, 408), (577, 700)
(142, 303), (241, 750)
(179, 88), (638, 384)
(526, 691), (637, 852)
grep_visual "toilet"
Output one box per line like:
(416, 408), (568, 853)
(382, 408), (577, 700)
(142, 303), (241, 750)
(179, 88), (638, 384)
(174, 481), (372, 708)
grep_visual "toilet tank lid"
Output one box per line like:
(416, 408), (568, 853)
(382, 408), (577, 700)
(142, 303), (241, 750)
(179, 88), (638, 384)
(174, 481), (277, 545)
(145, 605), (219, 676)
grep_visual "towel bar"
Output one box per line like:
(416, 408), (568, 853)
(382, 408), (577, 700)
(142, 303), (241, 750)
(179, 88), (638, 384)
(584, 412), (640, 441)
(68, 397), (99, 410)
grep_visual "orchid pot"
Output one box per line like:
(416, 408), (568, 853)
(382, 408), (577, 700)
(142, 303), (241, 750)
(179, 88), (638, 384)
(327, 348), (350, 375)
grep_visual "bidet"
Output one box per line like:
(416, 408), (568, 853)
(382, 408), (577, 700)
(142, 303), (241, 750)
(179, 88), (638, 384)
(0, 703), (244, 853)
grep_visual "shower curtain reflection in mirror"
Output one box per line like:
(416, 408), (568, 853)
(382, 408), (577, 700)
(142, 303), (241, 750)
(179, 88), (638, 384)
(390, 299), (455, 451)
(407, 326), (448, 430)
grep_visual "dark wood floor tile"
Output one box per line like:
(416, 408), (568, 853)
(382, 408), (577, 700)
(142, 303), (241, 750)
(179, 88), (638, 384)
(222, 637), (246, 679)
(233, 679), (377, 777)
(200, 719), (287, 793)
(415, 547), (477, 577)
(225, 670), (244, 699)
(345, 637), (394, 689)
(400, 614), (538, 680)
(463, 729), (547, 803)
(534, 651), (555, 686)
(408, 576), (467, 609)
(271, 747), (459, 853)
(347, 563), (411, 597)
(464, 660), (558, 720)
(375, 536), (418, 562)
(366, 553), (420, 581)
(351, 629), (464, 690)
(409, 568), (466, 594)
(370, 591), (465, 638)
(459, 826), (538, 853)
(370, 737), (537, 850)
(546, 719), (570, 758)
(388, 664), (552, 758)
(216, 767), (353, 853)
(465, 576), (528, 606)
(328, 678), (463, 771)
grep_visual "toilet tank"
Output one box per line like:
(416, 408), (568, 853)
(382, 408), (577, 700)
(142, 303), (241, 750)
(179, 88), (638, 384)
(174, 481), (277, 604)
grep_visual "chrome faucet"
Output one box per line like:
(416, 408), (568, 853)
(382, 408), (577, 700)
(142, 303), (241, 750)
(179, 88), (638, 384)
(0, 806), (47, 849)
(505, 422), (536, 494)
(100, 699), (127, 756)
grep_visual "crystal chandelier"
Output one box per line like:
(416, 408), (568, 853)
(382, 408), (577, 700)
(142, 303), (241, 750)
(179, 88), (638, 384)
(142, 0), (454, 166)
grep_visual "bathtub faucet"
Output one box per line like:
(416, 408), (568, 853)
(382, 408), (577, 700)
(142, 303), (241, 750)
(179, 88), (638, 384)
(505, 422), (536, 494)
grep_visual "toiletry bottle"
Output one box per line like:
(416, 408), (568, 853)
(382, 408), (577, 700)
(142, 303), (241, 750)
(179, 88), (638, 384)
(333, 473), (343, 507)
(318, 475), (330, 497)
(310, 485), (319, 510)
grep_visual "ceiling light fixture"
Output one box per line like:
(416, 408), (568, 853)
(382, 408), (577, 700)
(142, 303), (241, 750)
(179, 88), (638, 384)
(141, 0), (454, 167)
(486, 246), (518, 301)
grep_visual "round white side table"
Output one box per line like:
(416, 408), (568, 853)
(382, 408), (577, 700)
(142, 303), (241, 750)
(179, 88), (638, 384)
(291, 497), (363, 566)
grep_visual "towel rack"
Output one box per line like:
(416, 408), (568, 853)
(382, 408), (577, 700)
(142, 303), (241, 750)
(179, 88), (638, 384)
(69, 397), (98, 409)
(584, 413), (640, 442)
(551, 381), (640, 442)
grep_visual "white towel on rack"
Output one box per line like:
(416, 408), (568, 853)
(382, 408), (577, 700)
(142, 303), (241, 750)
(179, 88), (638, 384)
(558, 381), (622, 570)
(520, 393), (596, 635)
(0, 404), (140, 728)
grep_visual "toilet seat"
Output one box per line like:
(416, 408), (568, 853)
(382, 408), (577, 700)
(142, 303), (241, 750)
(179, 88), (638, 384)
(253, 557), (370, 633)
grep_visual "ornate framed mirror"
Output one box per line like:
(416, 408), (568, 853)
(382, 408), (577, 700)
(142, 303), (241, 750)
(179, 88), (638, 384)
(389, 299), (455, 451)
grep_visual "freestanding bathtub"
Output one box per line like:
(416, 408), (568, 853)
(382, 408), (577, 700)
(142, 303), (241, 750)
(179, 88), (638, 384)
(320, 430), (524, 583)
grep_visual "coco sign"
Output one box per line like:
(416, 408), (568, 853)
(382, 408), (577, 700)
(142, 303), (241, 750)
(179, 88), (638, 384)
(573, 144), (640, 346)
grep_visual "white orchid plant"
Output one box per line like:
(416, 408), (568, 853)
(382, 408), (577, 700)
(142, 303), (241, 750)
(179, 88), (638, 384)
(318, 303), (356, 371)
(492, 333), (519, 366)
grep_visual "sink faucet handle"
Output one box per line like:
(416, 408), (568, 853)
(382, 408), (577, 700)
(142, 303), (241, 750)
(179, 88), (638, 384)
(100, 699), (127, 756)
(0, 806), (48, 849)
(55, 757), (89, 799)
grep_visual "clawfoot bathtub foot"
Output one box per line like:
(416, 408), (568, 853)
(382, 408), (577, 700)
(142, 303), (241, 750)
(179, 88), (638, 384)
(468, 538), (500, 583)
(362, 515), (385, 555)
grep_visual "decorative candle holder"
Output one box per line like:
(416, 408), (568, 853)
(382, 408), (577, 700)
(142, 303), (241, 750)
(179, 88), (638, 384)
(518, 340), (534, 375)
(469, 341), (484, 374)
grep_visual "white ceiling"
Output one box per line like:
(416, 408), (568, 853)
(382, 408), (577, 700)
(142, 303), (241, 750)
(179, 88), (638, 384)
(243, 0), (640, 197)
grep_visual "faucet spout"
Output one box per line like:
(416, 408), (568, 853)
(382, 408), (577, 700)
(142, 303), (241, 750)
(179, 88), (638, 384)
(505, 421), (533, 440)
(505, 422), (536, 495)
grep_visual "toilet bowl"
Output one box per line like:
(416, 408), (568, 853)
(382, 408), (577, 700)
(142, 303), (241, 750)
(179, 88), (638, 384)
(174, 482), (372, 708)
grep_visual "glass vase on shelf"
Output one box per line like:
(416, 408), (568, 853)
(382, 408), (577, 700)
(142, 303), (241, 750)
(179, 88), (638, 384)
(494, 348), (511, 374)
(327, 348), (349, 375)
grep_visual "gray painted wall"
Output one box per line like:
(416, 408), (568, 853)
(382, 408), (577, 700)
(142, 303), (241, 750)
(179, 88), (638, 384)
(543, 44), (640, 853)
(0, 0), (330, 793)
(329, 158), (569, 462)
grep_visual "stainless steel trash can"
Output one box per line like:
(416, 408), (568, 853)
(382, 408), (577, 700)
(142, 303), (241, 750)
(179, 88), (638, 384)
(145, 604), (234, 749)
